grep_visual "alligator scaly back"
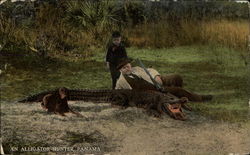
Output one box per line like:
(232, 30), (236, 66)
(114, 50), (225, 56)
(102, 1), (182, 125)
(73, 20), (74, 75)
(18, 89), (57, 102)
(18, 88), (190, 120)
(18, 88), (113, 103)
(67, 89), (113, 102)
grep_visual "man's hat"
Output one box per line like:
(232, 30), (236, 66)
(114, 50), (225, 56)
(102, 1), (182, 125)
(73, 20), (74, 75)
(116, 58), (133, 70)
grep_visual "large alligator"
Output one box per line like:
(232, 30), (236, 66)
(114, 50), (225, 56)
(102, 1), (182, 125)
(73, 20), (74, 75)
(18, 88), (190, 120)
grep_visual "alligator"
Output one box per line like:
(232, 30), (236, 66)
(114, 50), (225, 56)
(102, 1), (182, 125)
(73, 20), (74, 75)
(110, 89), (189, 120)
(18, 88), (191, 120)
(18, 88), (113, 103)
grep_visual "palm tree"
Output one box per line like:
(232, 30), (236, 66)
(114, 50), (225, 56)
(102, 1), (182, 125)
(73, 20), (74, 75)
(65, 0), (121, 39)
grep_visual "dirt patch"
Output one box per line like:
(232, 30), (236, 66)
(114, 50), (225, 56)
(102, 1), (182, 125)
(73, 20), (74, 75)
(1, 101), (250, 154)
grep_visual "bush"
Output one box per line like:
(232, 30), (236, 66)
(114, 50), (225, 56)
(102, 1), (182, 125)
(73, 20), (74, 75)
(65, 0), (121, 39)
(0, 0), (248, 60)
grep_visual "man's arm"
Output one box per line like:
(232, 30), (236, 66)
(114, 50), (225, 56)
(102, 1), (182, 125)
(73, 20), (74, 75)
(105, 47), (112, 69)
(121, 45), (128, 58)
(154, 75), (163, 86)
(147, 68), (162, 86)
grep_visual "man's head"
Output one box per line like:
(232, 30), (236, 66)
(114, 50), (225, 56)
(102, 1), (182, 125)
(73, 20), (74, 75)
(112, 31), (121, 46)
(120, 63), (132, 75)
(117, 58), (133, 75)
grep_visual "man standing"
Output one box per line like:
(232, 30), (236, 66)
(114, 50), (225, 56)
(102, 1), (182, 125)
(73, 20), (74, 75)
(106, 31), (128, 89)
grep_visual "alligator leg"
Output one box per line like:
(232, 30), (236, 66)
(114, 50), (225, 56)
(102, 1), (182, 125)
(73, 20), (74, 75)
(146, 102), (162, 118)
(146, 109), (162, 118)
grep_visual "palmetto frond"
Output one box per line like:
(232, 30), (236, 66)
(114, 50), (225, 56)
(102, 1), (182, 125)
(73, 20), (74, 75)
(65, 0), (120, 32)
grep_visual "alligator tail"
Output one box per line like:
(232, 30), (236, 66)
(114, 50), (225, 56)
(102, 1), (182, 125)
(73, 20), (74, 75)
(18, 88), (113, 103)
(18, 89), (57, 103)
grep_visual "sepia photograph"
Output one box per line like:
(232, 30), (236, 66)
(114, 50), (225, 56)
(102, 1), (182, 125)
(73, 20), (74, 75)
(0, 0), (249, 154)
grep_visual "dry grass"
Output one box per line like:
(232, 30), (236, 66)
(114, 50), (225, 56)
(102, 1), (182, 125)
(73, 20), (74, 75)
(0, 6), (97, 58)
(201, 19), (249, 52)
(126, 19), (249, 52)
(1, 8), (248, 61)
(1, 101), (250, 154)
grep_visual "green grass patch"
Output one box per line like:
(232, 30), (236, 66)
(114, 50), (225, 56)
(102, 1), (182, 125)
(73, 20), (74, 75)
(1, 45), (249, 122)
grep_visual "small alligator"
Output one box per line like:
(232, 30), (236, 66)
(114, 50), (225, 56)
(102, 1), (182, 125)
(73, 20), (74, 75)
(18, 88), (190, 120)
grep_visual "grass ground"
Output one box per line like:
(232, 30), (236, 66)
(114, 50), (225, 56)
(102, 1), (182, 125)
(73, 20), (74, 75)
(1, 45), (249, 154)
(1, 45), (248, 121)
